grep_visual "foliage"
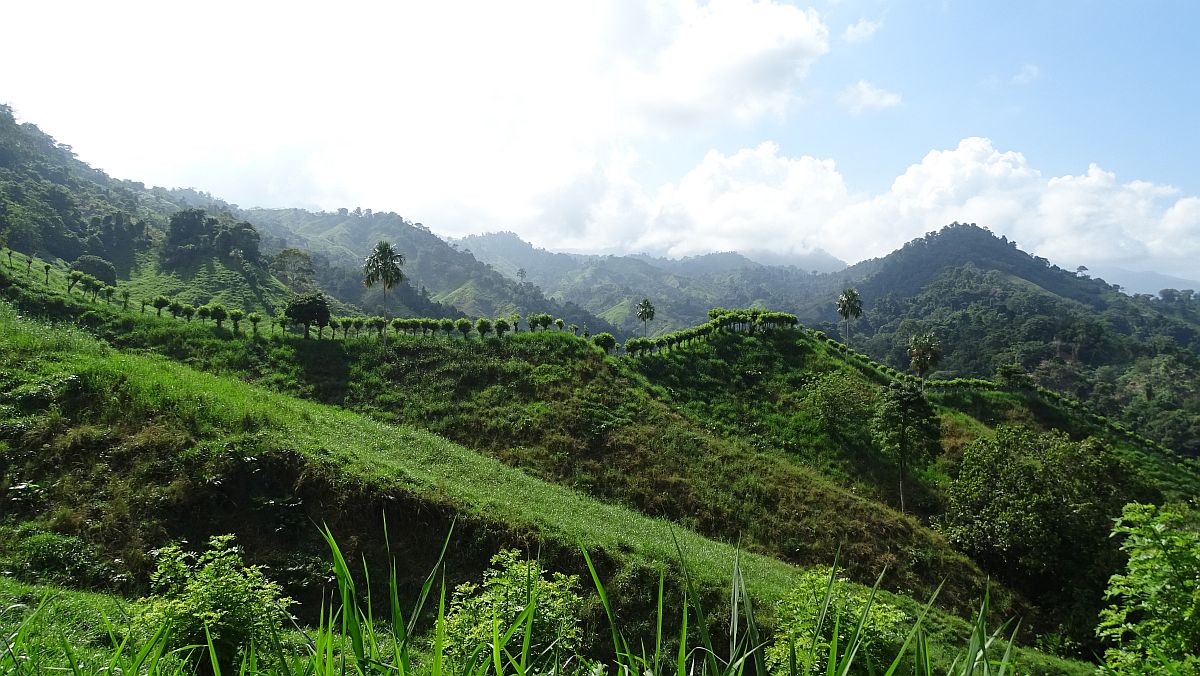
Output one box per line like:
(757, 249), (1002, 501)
(362, 239), (405, 315)
(871, 382), (940, 514)
(907, 332), (941, 378)
(765, 566), (908, 674)
(132, 534), (293, 668)
(1096, 502), (1200, 673)
(941, 427), (1150, 648)
(285, 292), (331, 338)
(443, 549), (585, 669)
(591, 332), (617, 352)
(636, 297), (656, 336)
(70, 254), (117, 286)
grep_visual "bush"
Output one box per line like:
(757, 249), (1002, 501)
(133, 535), (293, 669)
(10, 529), (114, 588)
(765, 566), (908, 674)
(1097, 503), (1200, 672)
(70, 255), (116, 286)
(443, 549), (584, 670)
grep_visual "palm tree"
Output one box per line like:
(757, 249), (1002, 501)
(836, 288), (863, 346)
(908, 332), (941, 379)
(362, 240), (405, 326)
(635, 298), (656, 337)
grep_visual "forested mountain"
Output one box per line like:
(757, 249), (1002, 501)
(243, 209), (621, 335)
(829, 224), (1200, 455)
(460, 231), (856, 335)
(462, 226), (1199, 455)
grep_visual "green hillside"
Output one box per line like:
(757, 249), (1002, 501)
(0, 298), (1100, 674)
(244, 208), (622, 336)
(4, 254), (1195, 664)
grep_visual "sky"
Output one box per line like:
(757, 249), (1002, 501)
(2, 0), (1198, 278)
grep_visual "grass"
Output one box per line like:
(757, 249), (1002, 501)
(0, 527), (1080, 676)
(1, 258), (1006, 619)
(0, 303), (1092, 674)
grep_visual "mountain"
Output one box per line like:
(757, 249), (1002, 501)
(833, 223), (1200, 455)
(459, 231), (856, 335)
(241, 209), (621, 335)
(1087, 265), (1200, 296)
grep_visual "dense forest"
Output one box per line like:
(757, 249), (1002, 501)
(1, 107), (1198, 674)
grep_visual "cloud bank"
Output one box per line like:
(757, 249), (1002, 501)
(532, 138), (1199, 279)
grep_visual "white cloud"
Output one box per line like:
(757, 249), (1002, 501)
(842, 18), (882, 43)
(523, 138), (1200, 280)
(1010, 63), (1040, 85)
(838, 80), (902, 115)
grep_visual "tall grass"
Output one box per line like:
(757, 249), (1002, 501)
(1, 528), (1025, 676)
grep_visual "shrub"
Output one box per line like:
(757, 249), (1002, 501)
(765, 566), (908, 674)
(1097, 503), (1200, 672)
(443, 549), (584, 670)
(10, 529), (114, 588)
(133, 534), (293, 669)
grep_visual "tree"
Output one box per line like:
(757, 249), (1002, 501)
(1096, 503), (1199, 672)
(455, 318), (473, 338)
(209, 304), (229, 329)
(555, 318), (564, 331)
(494, 318), (510, 338)
(516, 267), (527, 282)
(180, 304), (196, 322)
(67, 270), (84, 294)
(510, 313), (521, 332)
(197, 305), (212, 323)
(152, 295), (170, 317)
(168, 299), (183, 319)
(70, 255), (117, 286)
(119, 288), (131, 310)
(43, 263), (50, 285)
(943, 427), (1139, 640)
(247, 312), (262, 336)
(836, 288), (863, 346)
(328, 317), (340, 338)
(229, 309), (244, 334)
(635, 298), (656, 337)
(285, 293), (331, 339)
(907, 332), (941, 379)
(871, 382), (940, 514)
(475, 317), (493, 338)
(592, 332), (617, 353)
(362, 240), (405, 326)
(269, 248), (317, 292)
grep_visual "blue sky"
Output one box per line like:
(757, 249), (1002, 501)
(2, 0), (1197, 277)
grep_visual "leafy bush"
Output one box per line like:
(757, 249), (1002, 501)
(443, 549), (585, 670)
(133, 534), (293, 668)
(1096, 502), (1200, 673)
(9, 528), (114, 588)
(765, 566), (908, 674)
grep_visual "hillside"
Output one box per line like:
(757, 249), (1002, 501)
(4, 254), (1196, 663)
(460, 231), (853, 335)
(0, 295), (1103, 674)
(833, 224), (1200, 456)
(243, 208), (622, 335)
(461, 226), (1200, 456)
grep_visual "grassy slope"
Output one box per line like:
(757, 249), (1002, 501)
(0, 303), (1088, 674)
(2, 259), (1000, 618)
(121, 250), (294, 314)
